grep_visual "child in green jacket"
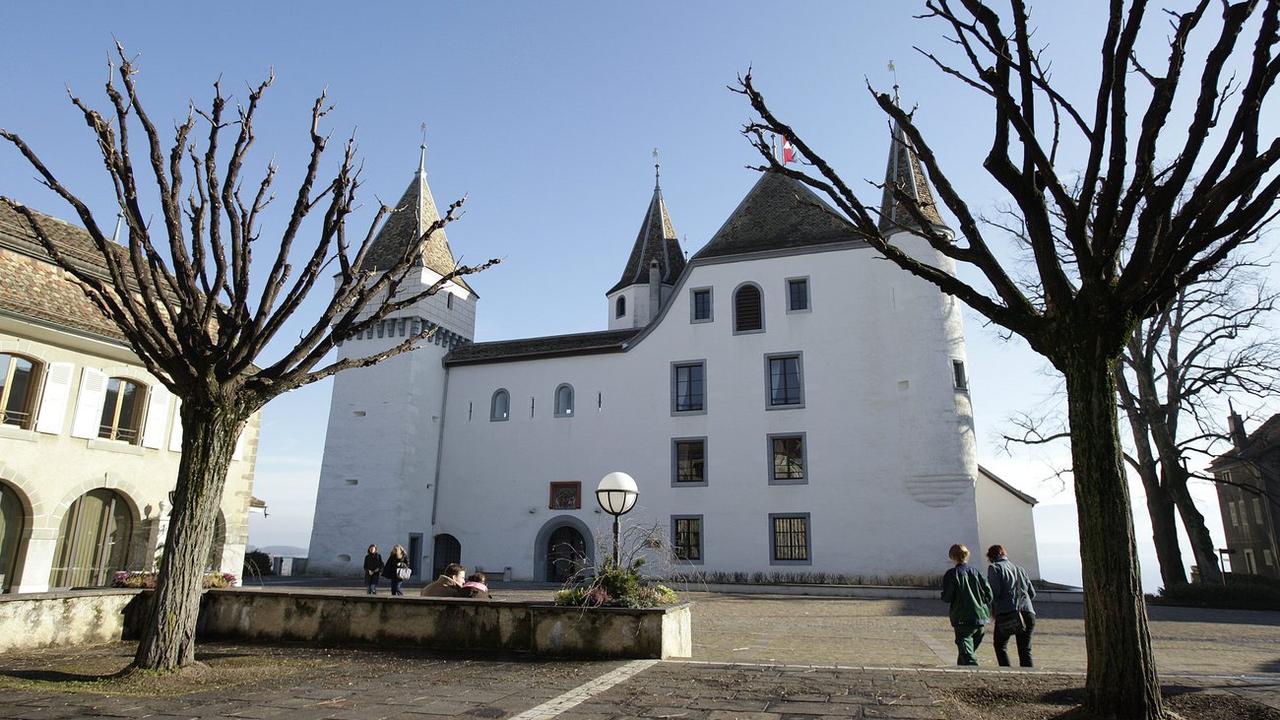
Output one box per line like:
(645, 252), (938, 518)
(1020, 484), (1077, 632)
(941, 543), (993, 665)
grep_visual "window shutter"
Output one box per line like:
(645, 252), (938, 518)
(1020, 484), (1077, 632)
(735, 286), (762, 332)
(141, 388), (170, 449)
(34, 362), (74, 435)
(168, 400), (184, 452)
(70, 368), (108, 439)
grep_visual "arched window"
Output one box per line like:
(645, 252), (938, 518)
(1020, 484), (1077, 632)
(99, 377), (146, 444)
(49, 488), (133, 588)
(734, 283), (764, 333)
(0, 353), (43, 430)
(0, 482), (26, 593)
(554, 384), (574, 417)
(616, 296), (626, 318)
(490, 389), (510, 422)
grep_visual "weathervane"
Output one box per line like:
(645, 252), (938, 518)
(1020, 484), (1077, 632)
(419, 122), (428, 175)
(888, 60), (900, 104)
(652, 147), (661, 188)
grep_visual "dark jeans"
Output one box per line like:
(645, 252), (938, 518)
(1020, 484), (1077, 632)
(993, 611), (1035, 667)
(390, 578), (404, 596)
(366, 579), (378, 595)
(953, 624), (985, 666)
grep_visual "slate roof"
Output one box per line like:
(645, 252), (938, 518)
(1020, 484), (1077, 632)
(692, 170), (863, 261)
(1211, 413), (1280, 467)
(607, 184), (686, 295)
(444, 328), (642, 366)
(359, 166), (474, 294)
(978, 465), (1038, 506)
(878, 121), (947, 235)
(0, 198), (130, 342)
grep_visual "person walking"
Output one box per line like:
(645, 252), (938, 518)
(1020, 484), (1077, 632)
(363, 544), (384, 595)
(382, 544), (411, 596)
(986, 544), (1037, 667)
(941, 543), (993, 666)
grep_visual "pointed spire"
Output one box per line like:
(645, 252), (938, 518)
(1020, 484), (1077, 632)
(607, 162), (686, 296)
(878, 119), (947, 235)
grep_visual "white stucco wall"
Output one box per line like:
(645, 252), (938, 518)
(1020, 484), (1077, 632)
(432, 239), (982, 580)
(0, 317), (258, 593)
(976, 470), (1041, 579)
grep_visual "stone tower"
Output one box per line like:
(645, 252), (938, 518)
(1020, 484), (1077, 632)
(306, 148), (477, 579)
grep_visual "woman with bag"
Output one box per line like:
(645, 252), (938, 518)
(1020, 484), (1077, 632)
(382, 544), (411, 596)
(986, 544), (1037, 667)
(363, 544), (384, 595)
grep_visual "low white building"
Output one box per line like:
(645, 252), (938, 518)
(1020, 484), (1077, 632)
(308, 127), (1039, 583)
(0, 201), (260, 593)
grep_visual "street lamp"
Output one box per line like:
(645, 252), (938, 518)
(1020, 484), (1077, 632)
(596, 471), (639, 566)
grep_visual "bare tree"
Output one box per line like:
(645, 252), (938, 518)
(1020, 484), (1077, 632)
(0, 46), (497, 671)
(736, 2), (1280, 717)
(1118, 255), (1280, 585)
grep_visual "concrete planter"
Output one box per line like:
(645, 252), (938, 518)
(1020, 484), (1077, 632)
(0, 589), (144, 652)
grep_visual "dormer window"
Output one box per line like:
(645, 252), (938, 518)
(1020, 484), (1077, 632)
(616, 296), (626, 318)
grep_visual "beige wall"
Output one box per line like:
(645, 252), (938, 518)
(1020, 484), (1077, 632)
(975, 471), (1040, 579)
(0, 315), (258, 593)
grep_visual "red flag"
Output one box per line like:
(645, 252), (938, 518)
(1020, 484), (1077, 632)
(782, 137), (797, 164)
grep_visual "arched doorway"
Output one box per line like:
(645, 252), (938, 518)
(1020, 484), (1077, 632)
(432, 534), (461, 579)
(0, 482), (26, 592)
(49, 489), (133, 588)
(205, 511), (226, 573)
(534, 516), (596, 583)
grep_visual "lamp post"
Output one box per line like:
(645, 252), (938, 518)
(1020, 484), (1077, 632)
(596, 472), (639, 567)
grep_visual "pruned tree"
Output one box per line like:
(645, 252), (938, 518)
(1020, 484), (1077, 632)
(0, 45), (497, 671)
(735, 1), (1280, 717)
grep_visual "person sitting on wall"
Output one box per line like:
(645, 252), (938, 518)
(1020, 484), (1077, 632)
(941, 543), (993, 666)
(461, 572), (491, 599)
(363, 544), (384, 595)
(421, 562), (467, 597)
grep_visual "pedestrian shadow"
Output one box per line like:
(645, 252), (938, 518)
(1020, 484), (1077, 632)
(0, 667), (130, 683)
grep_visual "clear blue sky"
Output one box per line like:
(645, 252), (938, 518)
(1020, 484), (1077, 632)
(3, 2), (1276, 587)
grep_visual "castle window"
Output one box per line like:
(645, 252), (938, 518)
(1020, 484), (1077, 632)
(671, 516), (703, 563)
(554, 384), (574, 417)
(769, 433), (807, 484)
(0, 353), (43, 430)
(616, 296), (626, 318)
(690, 288), (713, 323)
(733, 283), (763, 333)
(770, 513), (811, 565)
(765, 353), (804, 409)
(99, 377), (146, 444)
(1229, 502), (1240, 526)
(1254, 497), (1265, 525)
(671, 361), (706, 415)
(447, 293), (454, 310)
(671, 437), (707, 486)
(490, 389), (510, 422)
(952, 359), (969, 390)
(786, 277), (810, 312)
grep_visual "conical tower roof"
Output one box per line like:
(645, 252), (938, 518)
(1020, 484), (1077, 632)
(878, 120), (947, 235)
(607, 181), (686, 295)
(692, 170), (860, 261)
(360, 156), (472, 293)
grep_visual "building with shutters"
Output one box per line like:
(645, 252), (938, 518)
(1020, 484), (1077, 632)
(0, 201), (260, 593)
(1210, 408), (1280, 577)
(308, 127), (1040, 583)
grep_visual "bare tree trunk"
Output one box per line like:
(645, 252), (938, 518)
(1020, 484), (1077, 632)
(1168, 472), (1224, 585)
(1063, 350), (1163, 720)
(134, 400), (245, 670)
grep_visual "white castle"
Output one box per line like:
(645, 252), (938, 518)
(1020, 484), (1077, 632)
(307, 124), (1039, 583)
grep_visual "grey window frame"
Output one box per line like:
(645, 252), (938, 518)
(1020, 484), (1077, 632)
(616, 296), (626, 318)
(785, 276), (811, 313)
(689, 287), (714, 324)
(671, 514), (704, 564)
(670, 360), (708, 416)
(767, 432), (808, 485)
(490, 388), (510, 422)
(952, 359), (969, 391)
(554, 383), (575, 418)
(768, 512), (812, 566)
(764, 352), (805, 410)
(732, 282), (765, 335)
(671, 436), (708, 487)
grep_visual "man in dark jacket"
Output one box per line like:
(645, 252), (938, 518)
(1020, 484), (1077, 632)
(941, 543), (993, 666)
(986, 544), (1037, 667)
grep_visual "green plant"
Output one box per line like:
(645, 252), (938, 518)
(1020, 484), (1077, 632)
(242, 550), (273, 577)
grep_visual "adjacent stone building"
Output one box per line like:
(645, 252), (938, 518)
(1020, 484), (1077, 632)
(0, 201), (260, 593)
(1210, 408), (1280, 577)
(308, 125), (1040, 583)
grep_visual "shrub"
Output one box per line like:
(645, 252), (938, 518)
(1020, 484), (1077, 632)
(554, 559), (680, 609)
(242, 550), (274, 577)
(112, 571), (238, 589)
(1153, 573), (1280, 610)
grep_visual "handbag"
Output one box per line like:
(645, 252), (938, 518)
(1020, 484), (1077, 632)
(996, 610), (1025, 634)
(396, 565), (412, 581)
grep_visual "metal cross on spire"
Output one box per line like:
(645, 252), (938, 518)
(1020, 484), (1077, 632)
(652, 147), (661, 189)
